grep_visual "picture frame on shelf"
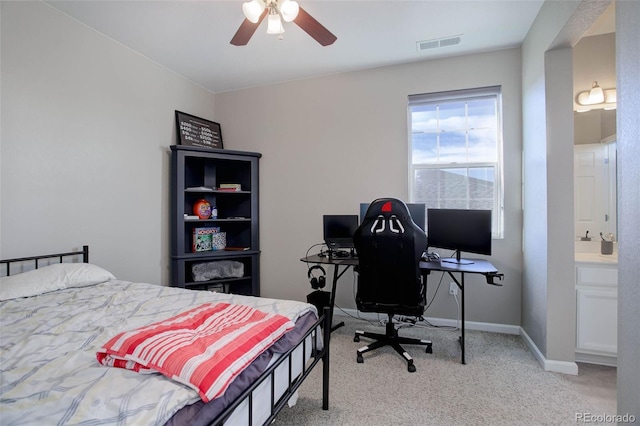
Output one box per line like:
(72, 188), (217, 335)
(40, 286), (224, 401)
(175, 110), (223, 149)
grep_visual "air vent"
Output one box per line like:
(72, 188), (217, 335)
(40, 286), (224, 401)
(416, 34), (463, 51)
(417, 40), (440, 51)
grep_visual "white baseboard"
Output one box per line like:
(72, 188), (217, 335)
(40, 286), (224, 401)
(335, 309), (579, 375)
(520, 327), (579, 375)
(544, 359), (579, 375)
(575, 351), (617, 367)
(335, 308), (520, 335)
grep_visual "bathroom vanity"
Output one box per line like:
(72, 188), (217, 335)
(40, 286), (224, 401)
(575, 250), (618, 366)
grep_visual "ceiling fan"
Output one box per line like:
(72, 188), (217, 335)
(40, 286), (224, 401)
(230, 0), (337, 46)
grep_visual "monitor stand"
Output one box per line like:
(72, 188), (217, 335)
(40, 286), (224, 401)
(440, 250), (474, 265)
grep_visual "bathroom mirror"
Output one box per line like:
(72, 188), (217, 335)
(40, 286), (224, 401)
(573, 25), (616, 243)
(574, 109), (617, 241)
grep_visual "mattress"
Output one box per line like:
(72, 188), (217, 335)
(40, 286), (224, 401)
(0, 279), (318, 425)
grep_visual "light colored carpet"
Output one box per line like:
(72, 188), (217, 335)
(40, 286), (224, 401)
(273, 315), (616, 425)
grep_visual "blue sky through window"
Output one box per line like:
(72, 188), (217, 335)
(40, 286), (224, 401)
(409, 87), (503, 236)
(411, 98), (497, 165)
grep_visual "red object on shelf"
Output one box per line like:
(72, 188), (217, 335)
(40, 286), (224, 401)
(193, 199), (212, 219)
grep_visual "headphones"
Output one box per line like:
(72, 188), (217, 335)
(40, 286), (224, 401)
(308, 265), (326, 289)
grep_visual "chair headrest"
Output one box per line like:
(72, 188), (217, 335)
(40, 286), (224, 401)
(363, 198), (411, 219)
(361, 198), (416, 236)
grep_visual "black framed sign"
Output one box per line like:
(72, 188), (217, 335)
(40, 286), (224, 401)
(175, 111), (223, 149)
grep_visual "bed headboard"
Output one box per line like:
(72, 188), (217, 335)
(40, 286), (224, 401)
(0, 246), (89, 277)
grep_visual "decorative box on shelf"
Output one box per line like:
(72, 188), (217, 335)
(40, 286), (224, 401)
(192, 227), (221, 252)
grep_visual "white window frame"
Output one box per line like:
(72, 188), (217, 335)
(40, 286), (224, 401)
(408, 86), (504, 238)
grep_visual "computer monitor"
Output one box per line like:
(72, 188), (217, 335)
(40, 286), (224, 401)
(359, 202), (426, 231)
(427, 208), (492, 265)
(323, 215), (359, 249)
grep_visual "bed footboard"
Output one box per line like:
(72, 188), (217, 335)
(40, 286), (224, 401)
(209, 306), (331, 426)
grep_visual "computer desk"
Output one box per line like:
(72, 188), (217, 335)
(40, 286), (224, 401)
(301, 253), (503, 364)
(420, 258), (503, 364)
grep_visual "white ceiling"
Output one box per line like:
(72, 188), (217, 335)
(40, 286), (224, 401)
(45, 0), (546, 93)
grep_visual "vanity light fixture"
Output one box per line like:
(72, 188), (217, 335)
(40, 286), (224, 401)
(575, 81), (617, 112)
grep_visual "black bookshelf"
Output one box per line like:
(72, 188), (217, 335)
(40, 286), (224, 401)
(170, 145), (261, 295)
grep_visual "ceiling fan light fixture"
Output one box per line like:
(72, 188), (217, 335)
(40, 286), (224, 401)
(231, 0), (336, 46)
(279, 0), (299, 22)
(267, 13), (285, 34)
(242, 0), (265, 23)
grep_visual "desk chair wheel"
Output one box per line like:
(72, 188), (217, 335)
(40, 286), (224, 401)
(354, 335), (360, 343)
(408, 361), (416, 373)
(357, 353), (364, 363)
(426, 344), (433, 354)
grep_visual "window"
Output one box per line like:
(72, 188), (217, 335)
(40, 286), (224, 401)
(408, 86), (503, 237)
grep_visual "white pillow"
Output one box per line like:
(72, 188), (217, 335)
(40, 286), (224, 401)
(0, 263), (116, 301)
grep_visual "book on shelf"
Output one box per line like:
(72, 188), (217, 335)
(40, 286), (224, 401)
(218, 183), (242, 191)
(192, 227), (221, 252)
(186, 186), (214, 191)
(224, 247), (251, 251)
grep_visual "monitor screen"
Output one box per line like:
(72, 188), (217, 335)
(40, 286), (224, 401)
(323, 215), (359, 249)
(427, 208), (492, 264)
(359, 202), (426, 231)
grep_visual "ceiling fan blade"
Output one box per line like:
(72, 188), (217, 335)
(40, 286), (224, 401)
(230, 10), (268, 46)
(294, 6), (337, 46)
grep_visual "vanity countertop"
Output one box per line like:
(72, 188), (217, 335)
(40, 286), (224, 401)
(575, 252), (618, 265)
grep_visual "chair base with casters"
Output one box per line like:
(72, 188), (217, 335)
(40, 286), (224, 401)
(354, 313), (433, 372)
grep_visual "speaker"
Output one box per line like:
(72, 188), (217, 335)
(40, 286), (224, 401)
(307, 265), (326, 289)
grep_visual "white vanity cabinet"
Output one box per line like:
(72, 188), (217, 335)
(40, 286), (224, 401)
(575, 259), (618, 366)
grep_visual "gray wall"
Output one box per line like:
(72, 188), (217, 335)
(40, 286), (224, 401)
(616, 1), (640, 420)
(574, 109), (616, 145)
(1, 2), (523, 327)
(520, 0), (580, 361)
(0, 1), (216, 283)
(215, 48), (524, 326)
(544, 47), (576, 364)
(520, 0), (618, 370)
(521, 0), (639, 414)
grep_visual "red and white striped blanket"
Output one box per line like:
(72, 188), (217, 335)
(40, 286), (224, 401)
(96, 302), (294, 402)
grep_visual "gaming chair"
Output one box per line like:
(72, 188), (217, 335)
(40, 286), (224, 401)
(353, 198), (432, 372)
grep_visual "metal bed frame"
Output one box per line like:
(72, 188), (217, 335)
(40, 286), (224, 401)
(0, 246), (331, 425)
(212, 308), (330, 425)
(1, 245), (89, 276)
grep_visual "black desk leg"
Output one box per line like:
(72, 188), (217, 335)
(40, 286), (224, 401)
(328, 264), (347, 333)
(460, 273), (465, 364)
(447, 272), (466, 364)
(331, 322), (345, 333)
